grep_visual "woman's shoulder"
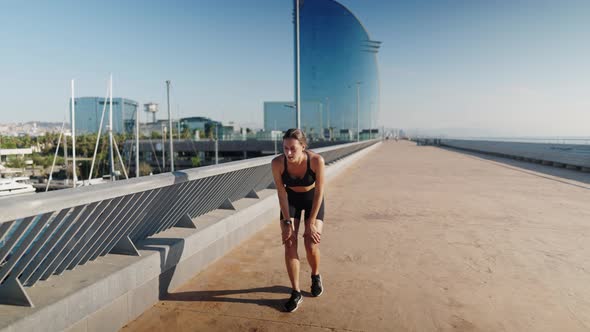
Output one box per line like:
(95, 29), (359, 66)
(271, 154), (285, 169)
(307, 150), (325, 167)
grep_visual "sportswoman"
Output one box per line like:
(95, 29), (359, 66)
(271, 128), (325, 312)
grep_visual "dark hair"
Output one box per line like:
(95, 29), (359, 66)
(283, 128), (307, 148)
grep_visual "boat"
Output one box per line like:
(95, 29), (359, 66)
(0, 177), (36, 197)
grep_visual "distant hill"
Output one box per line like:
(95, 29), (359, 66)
(0, 121), (67, 136)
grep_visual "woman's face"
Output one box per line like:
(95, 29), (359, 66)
(283, 138), (305, 162)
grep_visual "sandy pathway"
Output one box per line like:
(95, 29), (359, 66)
(123, 141), (590, 331)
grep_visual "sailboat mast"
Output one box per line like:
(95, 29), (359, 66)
(166, 80), (174, 172)
(71, 79), (77, 187)
(109, 74), (115, 181)
(136, 106), (140, 178)
(63, 131), (68, 185)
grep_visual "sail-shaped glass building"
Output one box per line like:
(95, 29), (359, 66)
(298, 0), (381, 139)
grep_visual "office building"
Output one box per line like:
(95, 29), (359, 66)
(71, 97), (138, 134)
(298, 0), (381, 138)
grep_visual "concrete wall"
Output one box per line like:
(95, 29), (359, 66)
(0, 142), (380, 332)
(441, 139), (590, 170)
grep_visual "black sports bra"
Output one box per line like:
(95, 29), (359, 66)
(281, 151), (316, 187)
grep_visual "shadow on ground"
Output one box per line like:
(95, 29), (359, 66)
(163, 285), (308, 312)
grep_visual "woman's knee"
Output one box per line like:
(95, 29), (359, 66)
(284, 239), (299, 255)
(304, 237), (318, 252)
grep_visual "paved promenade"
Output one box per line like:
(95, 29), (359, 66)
(122, 141), (590, 331)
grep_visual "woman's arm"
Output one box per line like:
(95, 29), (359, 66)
(308, 154), (325, 222)
(271, 156), (294, 244)
(306, 153), (325, 243)
(271, 156), (291, 221)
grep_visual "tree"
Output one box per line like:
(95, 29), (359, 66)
(31, 153), (52, 168)
(76, 134), (97, 157)
(191, 156), (201, 168)
(20, 135), (32, 148)
(138, 162), (152, 176)
(0, 137), (17, 149)
(6, 156), (25, 168)
(181, 127), (192, 139)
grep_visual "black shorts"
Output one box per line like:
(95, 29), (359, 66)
(280, 187), (325, 221)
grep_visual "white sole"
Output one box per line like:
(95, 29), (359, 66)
(312, 276), (323, 297)
(285, 297), (303, 313)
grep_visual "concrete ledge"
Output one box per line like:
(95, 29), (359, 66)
(440, 139), (590, 170)
(0, 142), (380, 332)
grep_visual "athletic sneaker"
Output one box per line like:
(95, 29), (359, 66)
(284, 290), (303, 312)
(311, 274), (323, 297)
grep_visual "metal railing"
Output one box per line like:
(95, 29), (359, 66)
(0, 140), (377, 306)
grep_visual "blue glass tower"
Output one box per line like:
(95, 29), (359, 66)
(298, 0), (381, 139)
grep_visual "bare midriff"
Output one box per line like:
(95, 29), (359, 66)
(286, 183), (316, 193)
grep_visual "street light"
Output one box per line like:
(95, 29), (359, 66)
(274, 120), (278, 155)
(135, 107), (139, 178)
(325, 97), (331, 140)
(294, 0), (301, 129)
(356, 82), (362, 142)
(369, 101), (374, 140)
(215, 124), (219, 165)
(285, 100), (325, 139)
(166, 80), (174, 172)
(318, 103), (323, 138)
(304, 100), (325, 139)
(283, 103), (300, 132)
(348, 82), (362, 142)
(161, 123), (166, 171)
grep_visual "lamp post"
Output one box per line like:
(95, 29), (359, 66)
(284, 103), (296, 129)
(318, 103), (323, 139)
(215, 124), (219, 165)
(161, 123), (166, 171)
(108, 74), (115, 181)
(135, 107), (139, 178)
(355, 82), (362, 142)
(325, 97), (331, 140)
(71, 80), (77, 187)
(294, 0), (301, 129)
(274, 120), (278, 155)
(369, 101), (374, 140)
(63, 132), (68, 185)
(166, 80), (174, 172)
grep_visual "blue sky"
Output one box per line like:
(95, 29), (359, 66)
(1, 0), (589, 136)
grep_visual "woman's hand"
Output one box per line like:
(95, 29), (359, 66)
(281, 221), (294, 246)
(304, 219), (321, 244)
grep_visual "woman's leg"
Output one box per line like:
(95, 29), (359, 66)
(304, 219), (323, 275)
(284, 218), (302, 291)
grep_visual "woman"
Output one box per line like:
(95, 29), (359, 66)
(271, 128), (325, 312)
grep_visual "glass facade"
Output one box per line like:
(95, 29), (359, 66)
(180, 116), (233, 138)
(71, 97), (138, 134)
(180, 116), (211, 132)
(298, 0), (380, 139)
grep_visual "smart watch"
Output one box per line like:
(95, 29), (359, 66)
(282, 219), (292, 225)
